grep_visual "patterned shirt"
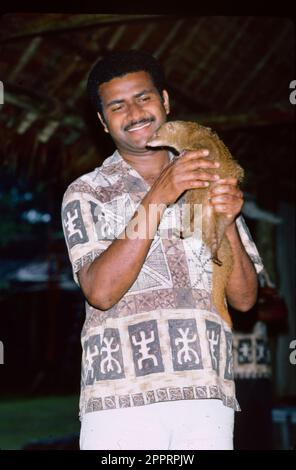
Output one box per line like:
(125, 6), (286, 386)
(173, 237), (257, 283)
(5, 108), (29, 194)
(61, 150), (264, 419)
(233, 321), (272, 379)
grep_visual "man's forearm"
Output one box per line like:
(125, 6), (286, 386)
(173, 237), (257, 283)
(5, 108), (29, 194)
(225, 222), (258, 311)
(78, 190), (166, 310)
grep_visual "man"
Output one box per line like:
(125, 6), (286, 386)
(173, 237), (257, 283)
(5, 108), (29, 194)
(62, 50), (263, 450)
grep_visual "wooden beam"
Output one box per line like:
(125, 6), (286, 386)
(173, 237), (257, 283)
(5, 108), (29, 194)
(177, 103), (295, 130)
(4, 92), (86, 131)
(4, 83), (58, 114)
(0, 14), (165, 43)
(4, 82), (294, 133)
(225, 25), (291, 110)
(8, 37), (43, 81)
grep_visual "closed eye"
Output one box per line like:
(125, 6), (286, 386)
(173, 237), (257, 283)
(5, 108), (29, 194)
(111, 104), (124, 112)
(138, 95), (150, 102)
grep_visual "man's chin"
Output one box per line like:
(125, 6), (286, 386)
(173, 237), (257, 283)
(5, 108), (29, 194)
(128, 144), (158, 155)
(130, 135), (156, 151)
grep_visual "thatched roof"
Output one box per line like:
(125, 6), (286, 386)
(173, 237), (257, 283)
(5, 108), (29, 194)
(0, 14), (295, 203)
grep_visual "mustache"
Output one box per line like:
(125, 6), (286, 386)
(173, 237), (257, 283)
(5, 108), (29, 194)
(124, 117), (155, 132)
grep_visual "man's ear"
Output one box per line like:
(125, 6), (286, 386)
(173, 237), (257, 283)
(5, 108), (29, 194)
(97, 112), (109, 133)
(162, 90), (170, 115)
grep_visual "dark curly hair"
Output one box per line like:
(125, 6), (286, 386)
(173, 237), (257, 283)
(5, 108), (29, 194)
(87, 49), (166, 115)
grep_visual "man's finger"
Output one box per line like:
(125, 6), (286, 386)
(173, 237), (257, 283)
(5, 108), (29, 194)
(213, 177), (238, 185)
(180, 149), (210, 159)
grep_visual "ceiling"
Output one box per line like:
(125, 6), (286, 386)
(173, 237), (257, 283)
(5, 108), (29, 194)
(0, 14), (295, 205)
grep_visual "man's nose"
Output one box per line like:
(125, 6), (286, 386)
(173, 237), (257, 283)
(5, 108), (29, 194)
(126, 102), (143, 121)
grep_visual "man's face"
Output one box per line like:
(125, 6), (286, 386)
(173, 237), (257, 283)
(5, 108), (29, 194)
(97, 71), (170, 155)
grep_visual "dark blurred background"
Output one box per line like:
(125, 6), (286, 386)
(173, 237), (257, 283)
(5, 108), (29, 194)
(0, 14), (295, 450)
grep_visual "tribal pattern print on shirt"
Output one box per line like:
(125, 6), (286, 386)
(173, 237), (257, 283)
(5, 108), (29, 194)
(61, 150), (264, 418)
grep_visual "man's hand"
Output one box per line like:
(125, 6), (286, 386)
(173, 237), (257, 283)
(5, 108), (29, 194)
(211, 178), (258, 311)
(209, 177), (243, 226)
(150, 149), (221, 205)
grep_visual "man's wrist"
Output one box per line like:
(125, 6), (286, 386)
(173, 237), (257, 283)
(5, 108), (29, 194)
(225, 218), (239, 239)
(145, 185), (168, 209)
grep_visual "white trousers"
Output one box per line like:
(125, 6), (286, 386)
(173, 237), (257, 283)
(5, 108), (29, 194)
(80, 399), (234, 450)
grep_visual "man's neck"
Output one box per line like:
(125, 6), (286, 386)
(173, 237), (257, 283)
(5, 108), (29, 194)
(120, 149), (170, 179)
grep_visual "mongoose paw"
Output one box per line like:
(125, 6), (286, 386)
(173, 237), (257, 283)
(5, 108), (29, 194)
(212, 256), (223, 266)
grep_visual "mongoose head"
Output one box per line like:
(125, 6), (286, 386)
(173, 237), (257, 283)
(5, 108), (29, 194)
(147, 120), (201, 153)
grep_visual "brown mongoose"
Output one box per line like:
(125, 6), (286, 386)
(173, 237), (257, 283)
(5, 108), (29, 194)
(147, 120), (244, 325)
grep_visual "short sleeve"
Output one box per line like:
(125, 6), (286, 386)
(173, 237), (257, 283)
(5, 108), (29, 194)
(235, 215), (264, 274)
(61, 188), (113, 285)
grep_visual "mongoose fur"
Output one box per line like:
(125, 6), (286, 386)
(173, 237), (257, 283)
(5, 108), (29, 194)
(147, 120), (244, 325)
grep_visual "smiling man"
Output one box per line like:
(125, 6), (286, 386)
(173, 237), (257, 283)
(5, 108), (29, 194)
(61, 50), (263, 450)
